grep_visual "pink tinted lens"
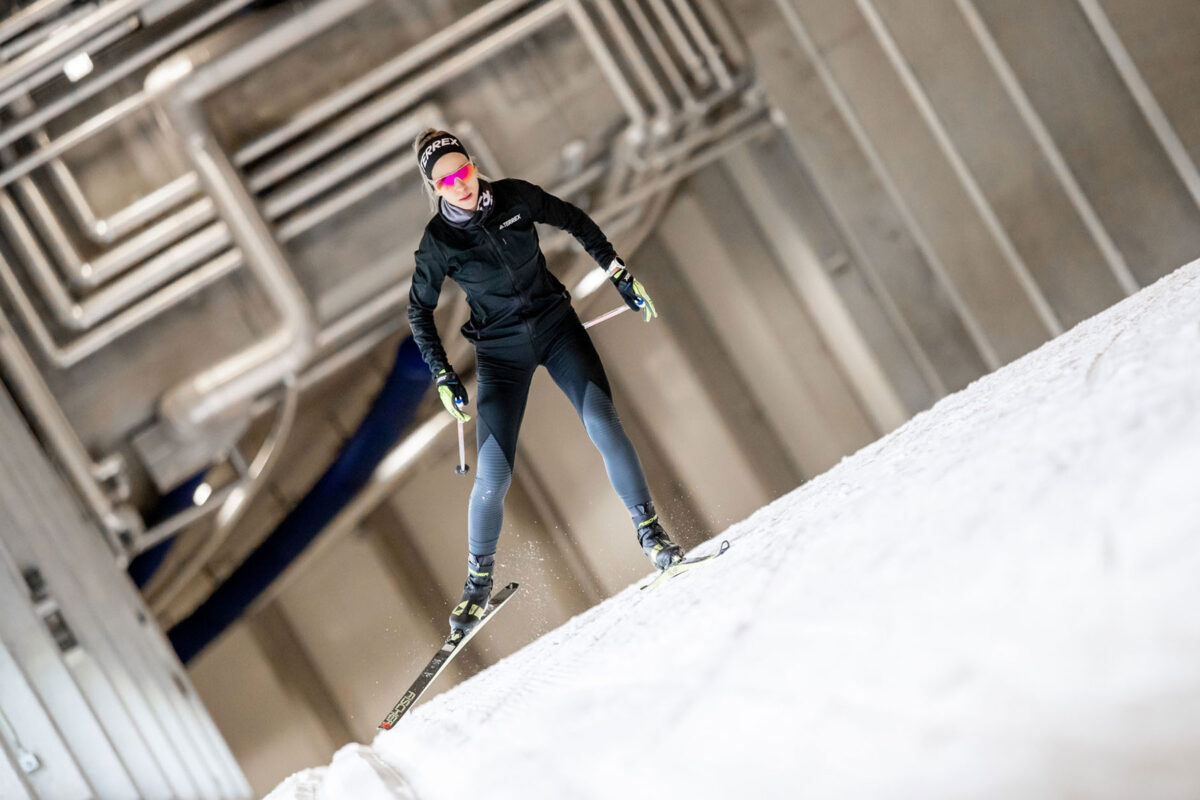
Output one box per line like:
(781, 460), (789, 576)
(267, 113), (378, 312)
(437, 163), (473, 189)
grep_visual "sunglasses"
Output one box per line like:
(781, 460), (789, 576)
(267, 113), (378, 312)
(433, 161), (475, 190)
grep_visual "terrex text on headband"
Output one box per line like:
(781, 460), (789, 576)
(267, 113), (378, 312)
(419, 134), (470, 181)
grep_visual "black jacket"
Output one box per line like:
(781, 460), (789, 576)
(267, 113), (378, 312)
(407, 178), (618, 376)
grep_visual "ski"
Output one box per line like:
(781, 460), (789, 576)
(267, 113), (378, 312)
(641, 540), (731, 591)
(378, 581), (520, 730)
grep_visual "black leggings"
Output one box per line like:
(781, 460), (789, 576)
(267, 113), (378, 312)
(468, 312), (650, 556)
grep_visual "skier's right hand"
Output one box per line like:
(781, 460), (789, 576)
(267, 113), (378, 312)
(436, 369), (471, 422)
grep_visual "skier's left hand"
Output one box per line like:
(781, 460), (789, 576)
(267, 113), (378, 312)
(608, 260), (657, 322)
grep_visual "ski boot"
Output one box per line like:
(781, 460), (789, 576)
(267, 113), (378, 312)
(449, 553), (494, 635)
(631, 502), (684, 570)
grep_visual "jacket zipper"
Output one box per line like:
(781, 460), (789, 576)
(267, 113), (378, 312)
(483, 226), (536, 341)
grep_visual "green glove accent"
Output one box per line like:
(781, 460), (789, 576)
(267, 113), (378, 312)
(436, 369), (471, 422)
(610, 266), (658, 322)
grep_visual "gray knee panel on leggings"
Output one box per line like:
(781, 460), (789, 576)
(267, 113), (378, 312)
(468, 435), (512, 557)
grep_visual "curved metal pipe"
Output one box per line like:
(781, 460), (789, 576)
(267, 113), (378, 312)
(167, 337), (431, 663)
(0, 0), (252, 154)
(140, 0), (383, 438)
(150, 92), (318, 437)
(150, 375), (298, 614)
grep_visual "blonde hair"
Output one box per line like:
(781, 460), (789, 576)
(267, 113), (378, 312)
(412, 127), (491, 214)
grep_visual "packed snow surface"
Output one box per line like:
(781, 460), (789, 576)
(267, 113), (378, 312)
(270, 261), (1200, 799)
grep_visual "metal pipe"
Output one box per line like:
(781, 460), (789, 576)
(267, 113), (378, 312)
(0, 0), (160, 102)
(590, 0), (674, 131)
(17, 160), (215, 291)
(0, 135), (410, 372)
(260, 113), (432, 220)
(24, 111), (427, 302)
(152, 97), (317, 437)
(146, 0), (372, 437)
(274, 150), (415, 240)
(617, 0), (694, 110)
(561, 0), (648, 131)
(316, 279), (411, 352)
(0, 286), (132, 555)
(2, 16), (139, 109)
(235, 0), (537, 166)
(856, 0), (1062, 338)
(136, 482), (237, 554)
(47, 157), (200, 245)
(537, 113), (773, 263)
(599, 115), (774, 220)
(263, 410), (456, 604)
(665, 0), (734, 90)
(552, 158), (610, 200)
(248, 1), (567, 193)
(0, 2), (100, 62)
(5, 113), (439, 360)
(0, 243), (241, 369)
(0, 0), (77, 45)
(0, 92), (148, 189)
(644, 98), (765, 167)
(149, 376), (299, 614)
(263, 314), (406, 415)
(3, 181), (228, 331)
(0, 0), (252, 153)
(688, 0), (749, 65)
(643, 0), (711, 89)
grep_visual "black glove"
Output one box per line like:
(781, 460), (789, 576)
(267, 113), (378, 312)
(436, 369), (470, 422)
(608, 260), (657, 322)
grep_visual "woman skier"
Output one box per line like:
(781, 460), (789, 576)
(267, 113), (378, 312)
(407, 128), (684, 634)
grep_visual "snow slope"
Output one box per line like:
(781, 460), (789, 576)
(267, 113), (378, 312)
(269, 260), (1200, 800)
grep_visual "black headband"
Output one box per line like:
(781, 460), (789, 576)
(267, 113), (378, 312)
(418, 134), (470, 181)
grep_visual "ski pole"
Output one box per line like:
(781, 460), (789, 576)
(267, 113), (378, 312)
(583, 304), (632, 329)
(454, 403), (470, 476)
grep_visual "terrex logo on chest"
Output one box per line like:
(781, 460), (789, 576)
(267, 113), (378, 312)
(499, 214), (521, 229)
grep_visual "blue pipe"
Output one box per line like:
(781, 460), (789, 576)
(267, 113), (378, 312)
(168, 337), (431, 663)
